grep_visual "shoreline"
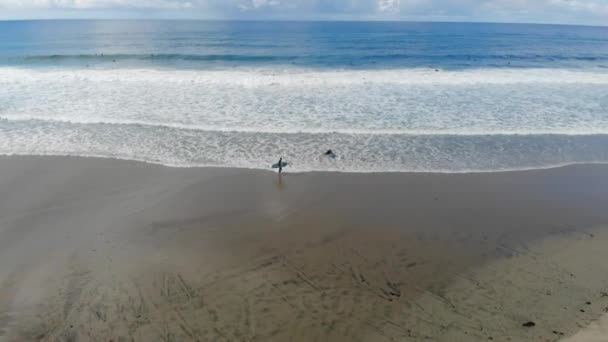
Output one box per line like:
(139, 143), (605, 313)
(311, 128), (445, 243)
(2, 153), (608, 175)
(1, 155), (608, 341)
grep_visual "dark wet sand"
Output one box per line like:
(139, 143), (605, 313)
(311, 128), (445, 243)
(1, 156), (608, 341)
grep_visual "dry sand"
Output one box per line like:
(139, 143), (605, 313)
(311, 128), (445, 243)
(0, 156), (608, 341)
(564, 314), (608, 342)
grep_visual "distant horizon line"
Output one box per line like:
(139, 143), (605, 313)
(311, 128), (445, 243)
(0, 18), (606, 28)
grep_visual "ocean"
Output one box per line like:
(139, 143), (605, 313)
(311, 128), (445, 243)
(1, 20), (607, 172)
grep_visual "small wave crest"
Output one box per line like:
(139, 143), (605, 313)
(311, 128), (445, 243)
(2, 66), (608, 85)
(14, 53), (295, 64)
(1, 115), (608, 137)
(5, 52), (608, 68)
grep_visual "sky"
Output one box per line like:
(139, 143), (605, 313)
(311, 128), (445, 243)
(0, 0), (607, 26)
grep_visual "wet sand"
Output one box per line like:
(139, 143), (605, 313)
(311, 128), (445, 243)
(1, 156), (608, 341)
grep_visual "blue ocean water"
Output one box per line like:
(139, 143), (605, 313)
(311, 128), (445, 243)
(1, 20), (607, 172)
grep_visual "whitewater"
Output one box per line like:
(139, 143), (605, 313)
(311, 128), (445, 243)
(1, 66), (607, 172)
(1, 21), (607, 172)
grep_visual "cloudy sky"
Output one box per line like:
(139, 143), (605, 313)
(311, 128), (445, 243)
(1, 0), (607, 25)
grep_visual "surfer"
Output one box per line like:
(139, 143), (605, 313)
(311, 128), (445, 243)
(278, 157), (283, 174)
(324, 149), (333, 156)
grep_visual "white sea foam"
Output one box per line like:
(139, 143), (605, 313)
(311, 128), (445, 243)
(2, 67), (608, 134)
(3, 67), (608, 85)
(0, 119), (607, 173)
(1, 66), (607, 172)
(2, 115), (608, 136)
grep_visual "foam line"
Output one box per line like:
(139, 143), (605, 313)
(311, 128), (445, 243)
(2, 67), (608, 85)
(1, 116), (608, 136)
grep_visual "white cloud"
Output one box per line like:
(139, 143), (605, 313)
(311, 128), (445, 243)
(378, 0), (399, 12)
(238, 0), (280, 11)
(550, 0), (608, 15)
(0, 0), (194, 9)
(1, 0), (608, 24)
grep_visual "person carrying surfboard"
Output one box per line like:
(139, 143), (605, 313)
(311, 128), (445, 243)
(271, 158), (287, 172)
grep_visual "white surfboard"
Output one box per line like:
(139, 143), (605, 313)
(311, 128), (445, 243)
(272, 162), (289, 169)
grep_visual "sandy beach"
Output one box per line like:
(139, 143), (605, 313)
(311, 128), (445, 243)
(1, 156), (608, 341)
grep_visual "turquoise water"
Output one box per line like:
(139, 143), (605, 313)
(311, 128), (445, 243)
(1, 20), (607, 172)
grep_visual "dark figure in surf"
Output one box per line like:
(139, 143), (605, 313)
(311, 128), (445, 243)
(325, 149), (333, 156)
(278, 157), (283, 174)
